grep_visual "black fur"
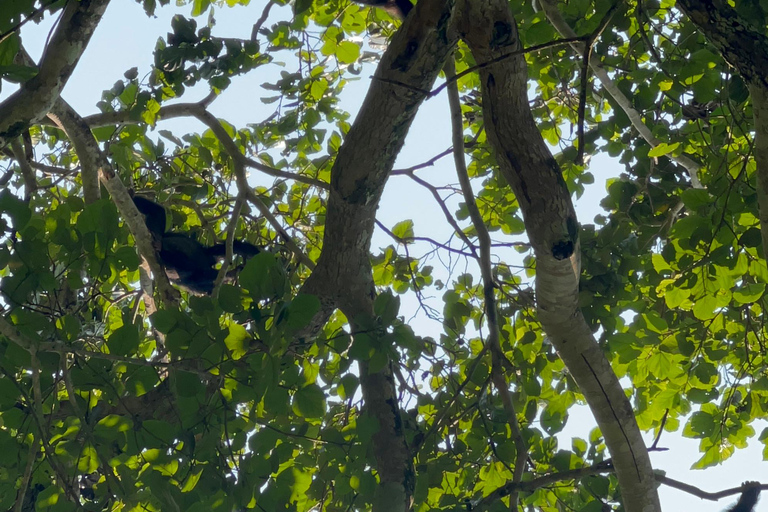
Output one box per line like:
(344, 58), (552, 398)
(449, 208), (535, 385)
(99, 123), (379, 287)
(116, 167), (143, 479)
(132, 195), (261, 294)
(727, 483), (761, 512)
(354, 0), (413, 18)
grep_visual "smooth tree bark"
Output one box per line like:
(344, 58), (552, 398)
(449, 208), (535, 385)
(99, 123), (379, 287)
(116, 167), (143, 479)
(0, 0), (111, 146)
(454, 1), (661, 511)
(300, 1), (457, 509)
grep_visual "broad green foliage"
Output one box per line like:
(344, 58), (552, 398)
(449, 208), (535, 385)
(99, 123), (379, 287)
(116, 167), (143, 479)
(1, 0), (767, 511)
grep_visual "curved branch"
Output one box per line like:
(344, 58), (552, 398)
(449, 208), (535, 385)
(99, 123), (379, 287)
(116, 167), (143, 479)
(478, 462), (764, 510)
(456, 2), (661, 511)
(80, 103), (329, 190)
(180, 107), (316, 270)
(445, 55), (529, 508)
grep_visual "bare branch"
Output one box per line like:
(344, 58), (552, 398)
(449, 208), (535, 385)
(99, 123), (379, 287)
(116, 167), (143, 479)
(658, 476), (766, 502)
(79, 103), (329, 190)
(178, 106), (316, 270)
(251, 0), (276, 41)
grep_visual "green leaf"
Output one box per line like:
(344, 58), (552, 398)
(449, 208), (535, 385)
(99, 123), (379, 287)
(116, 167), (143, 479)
(282, 294), (320, 330)
(0, 378), (19, 409)
(0, 33), (20, 66)
(648, 142), (680, 157)
(642, 311), (668, 333)
(681, 188), (712, 210)
(240, 252), (288, 301)
(292, 384), (326, 418)
(692, 295), (717, 320)
(740, 227), (763, 248)
(336, 41), (360, 64)
(733, 283), (765, 304)
(0, 64), (37, 83)
(338, 374), (359, 400)
(151, 310), (178, 334)
(108, 324), (140, 356)
(374, 291), (400, 324)
(391, 219), (414, 241)
(0, 189), (30, 230)
(224, 323), (249, 359)
(646, 351), (673, 378)
(687, 411), (715, 438)
(218, 283), (245, 313)
(191, 0), (211, 16)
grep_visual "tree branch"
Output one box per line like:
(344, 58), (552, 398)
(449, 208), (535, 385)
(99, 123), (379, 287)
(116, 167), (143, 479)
(0, 0), (111, 146)
(47, 98), (178, 305)
(445, 55), (528, 510)
(456, 2), (661, 511)
(297, 1), (458, 510)
(79, 103), (329, 190)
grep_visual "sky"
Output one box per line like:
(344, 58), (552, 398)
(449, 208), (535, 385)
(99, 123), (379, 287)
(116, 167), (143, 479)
(4, 1), (766, 510)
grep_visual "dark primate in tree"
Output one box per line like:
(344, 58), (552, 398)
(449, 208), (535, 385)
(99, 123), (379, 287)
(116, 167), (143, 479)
(354, 0), (413, 18)
(132, 195), (261, 294)
(727, 483), (761, 512)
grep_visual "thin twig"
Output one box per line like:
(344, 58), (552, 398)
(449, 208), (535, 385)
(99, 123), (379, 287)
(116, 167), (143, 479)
(431, 36), (587, 97)
(576, 1), (621, 164)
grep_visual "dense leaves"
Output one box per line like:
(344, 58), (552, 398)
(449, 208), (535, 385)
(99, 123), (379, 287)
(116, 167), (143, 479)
(0, 0), (767, 511)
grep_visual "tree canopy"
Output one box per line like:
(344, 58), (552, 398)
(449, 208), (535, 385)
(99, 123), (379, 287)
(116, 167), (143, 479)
(0, 0), (767, 511)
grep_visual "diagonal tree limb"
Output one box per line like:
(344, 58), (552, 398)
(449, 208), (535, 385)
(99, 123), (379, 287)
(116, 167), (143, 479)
(0, 0), (111, 147)
(47, 98), (179, 306)
(455, 2), (661, 511)
(45, 99), (101, 205)
(445, 55), (529, 510)
(296, 1), (458, 510)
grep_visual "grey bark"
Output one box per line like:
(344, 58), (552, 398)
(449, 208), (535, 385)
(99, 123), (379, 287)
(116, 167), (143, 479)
(46, 101), (101, 205)
(300, 1), (457, 510)
(0, 0), (111, 146)
(454, 2), (661, 511)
